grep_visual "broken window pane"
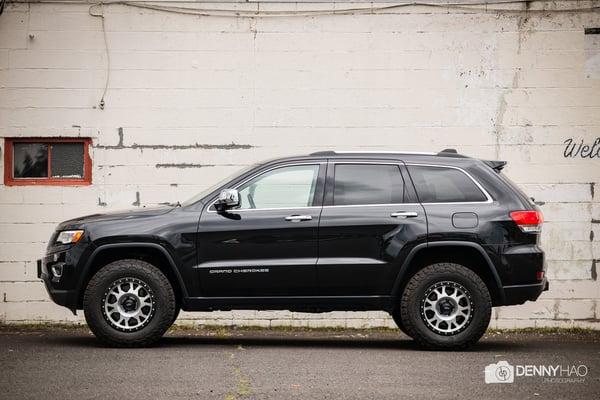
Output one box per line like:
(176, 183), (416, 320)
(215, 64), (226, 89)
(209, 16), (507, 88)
(13, 143), (48, 178)
(51, 143), (84, 178)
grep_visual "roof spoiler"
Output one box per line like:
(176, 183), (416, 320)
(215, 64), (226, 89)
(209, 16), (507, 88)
(437, 148), (468, 158)
(482, 159), (507, 172)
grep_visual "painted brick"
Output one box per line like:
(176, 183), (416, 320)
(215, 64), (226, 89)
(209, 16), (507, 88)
(0, 242), (46, 261)
(539, 280), (600, 300)
(546, 260), (595, 280)
(0, 2), (599, 328)
(495, 300), (556, 320)
(0, 262), (38, 282)
(8, 50), (105, 70)
(0, 50), (8, 70)
(490, 319), (537, 330)
(0, 301), (83, 322)
(556, 300), (596, 320)
(542, 222), (593, 244)
(233, 319), (271, 328)
(0, 223), (55, 243)
(539, 203), (592, 223)
(0, 186), (25, 204)
(0, 282), (48, 302)
(0, 205), (63, 223)
(520, 184), (593, 203)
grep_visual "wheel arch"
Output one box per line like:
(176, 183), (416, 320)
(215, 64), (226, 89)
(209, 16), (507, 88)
(392, 241), (506, 306)
(76, 242), (188, 309)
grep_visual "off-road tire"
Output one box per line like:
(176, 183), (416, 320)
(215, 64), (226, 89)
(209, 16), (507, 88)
(391, 309), (412, 338)
(83, 259), (176, 347)
(400, 263), (491, 350)
(172, 306), (181, 324)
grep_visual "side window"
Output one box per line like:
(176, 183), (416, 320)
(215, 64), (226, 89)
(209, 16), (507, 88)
(237, 165), (319, 209)
(407, 165), (488, 203)
(333, 164), (404, 206)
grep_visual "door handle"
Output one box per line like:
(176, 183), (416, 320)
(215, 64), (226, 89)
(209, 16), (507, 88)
(391, 211), (418, 218)
(285, 215), (313, 222)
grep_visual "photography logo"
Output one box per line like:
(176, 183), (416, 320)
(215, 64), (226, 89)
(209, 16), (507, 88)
(485, 361), (515, 384)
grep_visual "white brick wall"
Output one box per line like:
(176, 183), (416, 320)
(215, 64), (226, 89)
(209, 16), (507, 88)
(0, 1), (599, 329)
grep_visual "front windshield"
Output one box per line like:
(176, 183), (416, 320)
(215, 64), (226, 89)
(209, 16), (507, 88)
(181, 163), (258, 206)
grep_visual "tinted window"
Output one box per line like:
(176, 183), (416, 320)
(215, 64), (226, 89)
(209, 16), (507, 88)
(238, 165), (319, 209)
(408, 166), (487, 203)
(333, 164), (404, 206)
(13, 143), (48, 178)
(50, 143), (84, 178)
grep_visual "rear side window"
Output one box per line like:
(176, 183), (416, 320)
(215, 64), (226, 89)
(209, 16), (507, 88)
(408, 165), (488, 203)
(333, 164), (404, 206)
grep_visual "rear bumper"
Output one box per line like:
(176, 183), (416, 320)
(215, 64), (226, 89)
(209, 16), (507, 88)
(502, 279), (549, 306)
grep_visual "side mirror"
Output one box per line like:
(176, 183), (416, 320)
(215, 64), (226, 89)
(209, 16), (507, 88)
(215, 189), (240, 212)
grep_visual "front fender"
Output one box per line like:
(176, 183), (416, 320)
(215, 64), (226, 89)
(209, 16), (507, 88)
(75, 242), (189, 300)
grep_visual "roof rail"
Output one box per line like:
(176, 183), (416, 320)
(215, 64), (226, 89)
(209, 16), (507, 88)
(309, 150), (437, 156)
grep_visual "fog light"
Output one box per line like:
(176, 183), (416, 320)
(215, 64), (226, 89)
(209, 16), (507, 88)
(51, 264), (64, 279)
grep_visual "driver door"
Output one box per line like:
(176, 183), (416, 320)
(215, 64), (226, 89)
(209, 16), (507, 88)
(196, 162), (326, 297)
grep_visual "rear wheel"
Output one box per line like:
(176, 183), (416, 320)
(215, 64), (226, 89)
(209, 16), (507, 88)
(400, 263), (491, 350)
(391, 309), (412, 337)
(83, 259), (176, 347)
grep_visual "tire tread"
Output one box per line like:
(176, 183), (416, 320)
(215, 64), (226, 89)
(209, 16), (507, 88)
(83, 259), (175, 348)
(400, 262), (491, 350)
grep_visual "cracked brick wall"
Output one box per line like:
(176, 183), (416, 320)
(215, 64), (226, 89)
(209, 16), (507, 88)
(0, 1), (599, 329)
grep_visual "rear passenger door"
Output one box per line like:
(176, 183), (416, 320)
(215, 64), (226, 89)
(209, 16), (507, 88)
(316, 161), (427, 296)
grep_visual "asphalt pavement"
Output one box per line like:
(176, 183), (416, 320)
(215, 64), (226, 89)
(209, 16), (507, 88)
(0, 326), (598, 399)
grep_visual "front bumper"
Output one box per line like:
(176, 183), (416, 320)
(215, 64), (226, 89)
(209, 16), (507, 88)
(37, 257), (79, 312)
(502, 278), (549, 306)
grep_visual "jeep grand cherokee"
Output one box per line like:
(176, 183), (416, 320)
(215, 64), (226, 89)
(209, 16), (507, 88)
(38, 149), (548, 349)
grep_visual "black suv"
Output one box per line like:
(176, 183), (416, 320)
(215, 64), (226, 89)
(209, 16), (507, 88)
(38, 149), (547, 349)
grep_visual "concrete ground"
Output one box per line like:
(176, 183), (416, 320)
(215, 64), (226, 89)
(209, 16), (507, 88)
(0, 326), (598, 400)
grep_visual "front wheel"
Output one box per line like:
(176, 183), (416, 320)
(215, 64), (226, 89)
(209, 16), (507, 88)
(83, 259), (176, 347)
(400, 263), (492, 350)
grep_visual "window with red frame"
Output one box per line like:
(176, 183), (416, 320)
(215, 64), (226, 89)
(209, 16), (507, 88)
(4, 138), (92, 186)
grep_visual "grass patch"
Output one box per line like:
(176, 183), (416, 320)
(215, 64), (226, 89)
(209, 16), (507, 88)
(168, 323), (397, 334)
(486, 327), (599, 336)
(0, 322), (88, 332)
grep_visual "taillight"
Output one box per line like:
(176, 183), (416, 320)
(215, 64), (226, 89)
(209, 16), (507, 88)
(536, 271), (545, 281)
(510, 210), (544, 233)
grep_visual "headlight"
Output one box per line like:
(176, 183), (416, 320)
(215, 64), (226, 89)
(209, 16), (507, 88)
(55, 230), (84, 245)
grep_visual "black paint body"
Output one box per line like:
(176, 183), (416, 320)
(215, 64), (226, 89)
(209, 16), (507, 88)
(38, 152), (547, 314)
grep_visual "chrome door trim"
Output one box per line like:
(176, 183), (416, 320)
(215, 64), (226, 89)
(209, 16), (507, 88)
(391, 211), (418, 218)
(205, 160), (494, 212)
(326, 160), (493, 205)
(285, 215), (313, 222)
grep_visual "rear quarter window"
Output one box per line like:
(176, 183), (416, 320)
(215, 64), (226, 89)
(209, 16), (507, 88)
(495, 172), (536, 207)
(407, 165), (488, 203)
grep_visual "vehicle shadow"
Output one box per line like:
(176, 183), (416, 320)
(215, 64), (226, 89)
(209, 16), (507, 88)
(160, 335), (529, 352)
(40, 331), (530, 352)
